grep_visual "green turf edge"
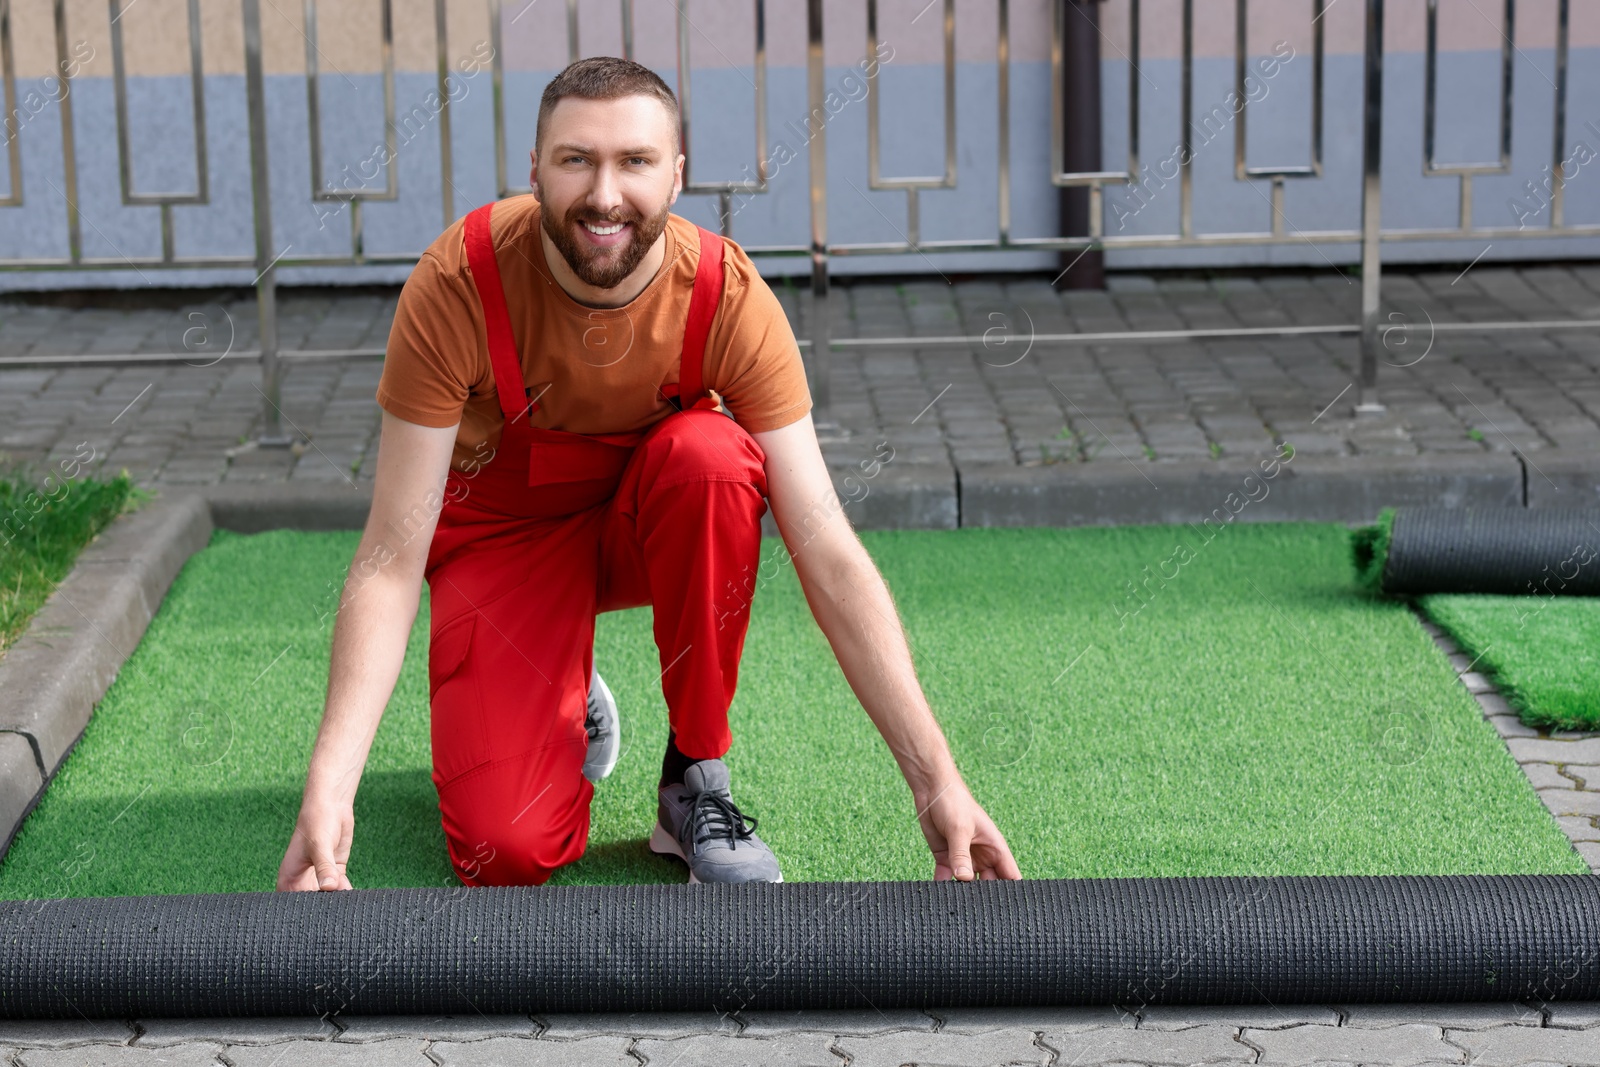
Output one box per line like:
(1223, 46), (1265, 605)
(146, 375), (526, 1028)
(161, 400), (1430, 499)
(1350, 507), (1396, 594)
(1419, 593), (1600, 731)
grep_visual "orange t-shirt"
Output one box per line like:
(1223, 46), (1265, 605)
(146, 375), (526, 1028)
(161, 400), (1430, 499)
(375, 195), (813, 473)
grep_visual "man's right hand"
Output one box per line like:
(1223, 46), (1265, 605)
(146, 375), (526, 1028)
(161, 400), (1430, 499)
(276, 800), (354, 891)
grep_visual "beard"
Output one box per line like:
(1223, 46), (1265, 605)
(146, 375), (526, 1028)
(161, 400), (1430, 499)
(540, 195), (673, 290)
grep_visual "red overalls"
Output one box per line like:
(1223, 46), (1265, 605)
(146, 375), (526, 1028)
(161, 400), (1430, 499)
(422, 201), (772, 887)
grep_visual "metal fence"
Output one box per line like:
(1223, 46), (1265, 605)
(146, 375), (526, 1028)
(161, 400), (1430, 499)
(1, 0), (1598, 443)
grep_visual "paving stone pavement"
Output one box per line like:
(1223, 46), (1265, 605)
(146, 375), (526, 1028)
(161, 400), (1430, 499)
(4, 1002), (1600, 1065)
(2, 266), (1599, 489)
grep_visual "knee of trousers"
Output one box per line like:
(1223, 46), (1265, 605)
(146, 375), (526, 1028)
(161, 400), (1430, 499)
(640, 408), (768, 490)
(439, 771), (593, 887)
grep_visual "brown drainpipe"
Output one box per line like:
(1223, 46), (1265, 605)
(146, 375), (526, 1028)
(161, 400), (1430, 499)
(1056, 0), (1105, 290)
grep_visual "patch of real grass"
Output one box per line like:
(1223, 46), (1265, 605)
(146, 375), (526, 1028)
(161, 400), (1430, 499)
(0, 468), (148, 654)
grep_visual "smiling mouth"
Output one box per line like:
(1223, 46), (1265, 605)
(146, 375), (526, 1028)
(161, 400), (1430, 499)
(580, 219), (629, 237)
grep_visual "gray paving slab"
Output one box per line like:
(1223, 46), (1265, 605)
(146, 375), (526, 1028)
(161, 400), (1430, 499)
(536, 1011), (739, 1039)
(225, 1037), (434, 1066)
(0, 1020), (134, 1048)
(738, 1009), (934, 1036)
(633, 1032), (841, 1067)
(431, 1036), (635, 1067)
(834, 1028), (1050, 1067)
(1045, 1025), (1256, 1064)
(134, 1017), (336, 1046)
(1135, 1004), (1340, 1030)
(16, 1046), (225, 1067)
(1547, 1002), (1600, 1028)
(1243, 1022), (1453, 1065)
(931, 1006), (1135, 1034)
(1336, 1002), (1543, 1029)
(330, 1015), (540, 1041)
(1447, 1024), (1600, 1066)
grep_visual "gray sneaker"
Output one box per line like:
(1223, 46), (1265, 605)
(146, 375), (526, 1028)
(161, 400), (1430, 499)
(648, 759), (783, 884)
(582, 663), (620, 783)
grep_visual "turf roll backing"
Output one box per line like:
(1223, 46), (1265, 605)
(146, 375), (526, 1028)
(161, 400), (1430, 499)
(1353, 508), (1600, 596)
(5, 875), (1600, 1017)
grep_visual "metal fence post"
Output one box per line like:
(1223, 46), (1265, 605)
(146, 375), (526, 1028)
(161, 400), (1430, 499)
(243, 0), (291, 446)
(806, 0), (838, 438)
(1356, 0), (1385, 414)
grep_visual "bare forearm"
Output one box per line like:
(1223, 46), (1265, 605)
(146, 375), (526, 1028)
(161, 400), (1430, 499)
(797, 548), (961, 796)
(304, 569), (420, 808)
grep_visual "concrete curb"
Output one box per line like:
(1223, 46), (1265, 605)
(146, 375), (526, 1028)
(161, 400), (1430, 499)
(0, 489), (213, 858)
(960, 454), (1525, 527)
(205, 482), (375, 533)
(1526, 453), (1600, 508)
(196, 455), (1537, 535)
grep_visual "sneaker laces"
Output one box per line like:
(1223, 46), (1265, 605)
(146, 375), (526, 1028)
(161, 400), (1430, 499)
(677, 789), (758, 851)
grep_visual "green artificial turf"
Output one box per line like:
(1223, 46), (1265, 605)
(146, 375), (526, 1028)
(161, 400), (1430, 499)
(1349, 507), (1395, 593)
(1420, 594), (1600, 731)
(0, 520), (1585, 899)
(0, 469), (146, 653)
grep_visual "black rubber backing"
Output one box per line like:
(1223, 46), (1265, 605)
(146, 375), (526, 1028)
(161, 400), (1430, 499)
(1382, 508), (1600, 596)
(4, 876), (1600, 1017)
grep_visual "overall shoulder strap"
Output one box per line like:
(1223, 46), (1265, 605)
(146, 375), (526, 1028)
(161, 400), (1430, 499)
(676, 225), (725, 411)
(462, 201), (529, 424)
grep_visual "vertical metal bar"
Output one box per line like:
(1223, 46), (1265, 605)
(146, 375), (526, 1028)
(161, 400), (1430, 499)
(677, 0), (692, 183)
(867, 0), (879, 184)
(1127, 0), (1139, 179)
(1423, 0), (1437, 169)
(622, 0), (634, 60)
(806, 0), (834, 436)
(53, 0), (81, 262)
(1311, 0), (1323, 176)
(243, 0), (289, 445)
(1356, 0), (1384, 414)
(1233, 0), (1246, 180)
(490, 0), (509, 198)
(755, 0), (766, 183)
(567, 0), (579, 64)
(1551, 0), (1568, 227)
(0, 0), (19, 206)
(305, 0), (324, 196)
(997, 0), (1009, 241)
(380, 0), (397, 200)
(109, 0), (134, 204)
(1179, 0), (1192, 238)
(186, 0), (208, 201)
(1497, 0), (1513, 169)
(942, 0), (955, 185)
(1049, 0), (1060, 189)
(436, 0), (453, 227)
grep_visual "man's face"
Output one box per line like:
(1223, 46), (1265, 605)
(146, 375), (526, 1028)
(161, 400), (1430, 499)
(530, 95), (683, 290)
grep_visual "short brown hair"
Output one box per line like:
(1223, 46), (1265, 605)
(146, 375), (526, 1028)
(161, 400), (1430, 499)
(535, 57), (681, 158)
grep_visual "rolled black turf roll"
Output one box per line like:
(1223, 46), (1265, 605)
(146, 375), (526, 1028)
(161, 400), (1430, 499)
(1352, 508), (1600, 596)
(4, 876), (1600, 1017)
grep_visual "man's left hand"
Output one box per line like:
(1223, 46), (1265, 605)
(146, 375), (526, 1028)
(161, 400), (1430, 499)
(915, 777), (1022, 881)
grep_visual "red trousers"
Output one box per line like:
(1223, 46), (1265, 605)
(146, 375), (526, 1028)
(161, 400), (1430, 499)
(423, 408), (770, 887)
